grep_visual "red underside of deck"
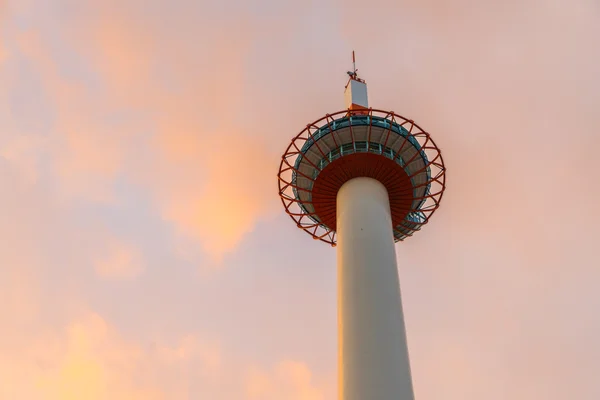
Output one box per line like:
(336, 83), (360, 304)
(311, 153), (414, 231)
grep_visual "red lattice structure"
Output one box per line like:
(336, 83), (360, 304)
(277, 108), (446, 246)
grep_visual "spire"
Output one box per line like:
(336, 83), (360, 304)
(344, 51), (368, 112)
(346, 51), (365, 83)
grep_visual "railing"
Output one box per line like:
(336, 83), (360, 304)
(290, 114), (432, 238)
(314, 141), (406, 177)
(299, 115), (421, 152)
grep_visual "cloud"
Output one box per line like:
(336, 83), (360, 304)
(0, 311), (225, 400)
(153, 335), (222, 374)
(1, 0), (281, 260)
(0, 296), (327, 399)
(0, 133), (46, 185)
(245, 361), (326, 400)
(1, 0), (600, 399)
(154, 130), (278, 261)
(95, 240), (144, 280)
(0, 41), (6, 65)
(0, 156), (329, 398)
(328, 1), (600, 399)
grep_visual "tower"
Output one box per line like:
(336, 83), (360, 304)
(277, 52), (446, 400)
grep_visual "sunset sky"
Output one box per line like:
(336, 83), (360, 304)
(1, 0), (600, 399)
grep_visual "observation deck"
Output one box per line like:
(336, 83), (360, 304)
(278, 108), (445, 246)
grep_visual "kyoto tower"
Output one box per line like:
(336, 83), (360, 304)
(277, 52), (446, 400)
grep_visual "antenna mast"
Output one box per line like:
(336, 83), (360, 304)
(347, 50), (365, 83)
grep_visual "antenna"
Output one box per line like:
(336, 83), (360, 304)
(347, 50), (365, 83)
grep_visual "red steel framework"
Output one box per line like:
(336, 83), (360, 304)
(278, 108), (446, 246)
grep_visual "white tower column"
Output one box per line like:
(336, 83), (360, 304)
(337, 177), (415, 400)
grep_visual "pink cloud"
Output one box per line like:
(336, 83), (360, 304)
(0, 133), (46, 185)
(1, 312), (221, 399)
(1, 0), (599, 398)
(95, 240), (144, 280)
(245, 361), (328, 400)
(0, 303), (326, 399)
(0, 146), (329, 399)
(154, 130), (278, 261)
(3, 1), (278, 259)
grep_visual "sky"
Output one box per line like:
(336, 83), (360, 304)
(1, 0), (599, 399)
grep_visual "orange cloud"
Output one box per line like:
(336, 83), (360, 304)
(0, 310), (227, 399)
(33, 313), (154, 399)
(155, 129), (278, 261)
(245, 361), (327, 400)
(5, 2), (279, 260)
(0, 302), (327, 400)
(3, 2), (599, 399)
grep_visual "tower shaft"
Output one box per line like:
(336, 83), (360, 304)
(337, 177), (415, 400)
